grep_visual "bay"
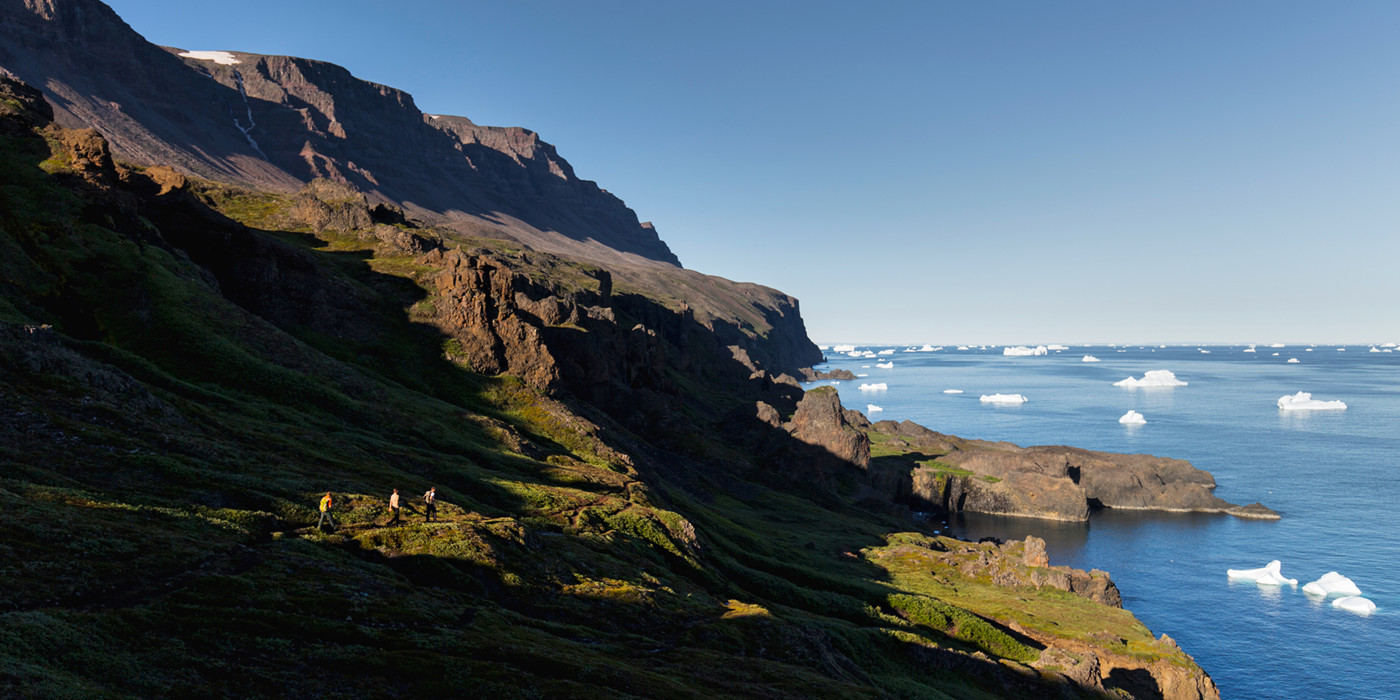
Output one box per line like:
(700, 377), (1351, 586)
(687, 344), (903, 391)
(809, 344), (1400, 699)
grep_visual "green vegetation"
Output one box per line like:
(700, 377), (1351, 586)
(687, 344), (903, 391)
(0, 113), (1195, 698)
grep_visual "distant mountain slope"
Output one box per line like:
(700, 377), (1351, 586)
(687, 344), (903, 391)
(0, 0), (679, 267)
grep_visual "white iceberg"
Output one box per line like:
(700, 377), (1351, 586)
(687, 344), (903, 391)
(1199, 349), (1212, 354)
(1287, 358), (1300, 364)
(1047, 344), (1070, 351)
(1332, 596), (1376, 615)
(1302, 572), (1362, 598)
(1114, 370), (1187, 387)
(833, 344), (856, 353)
(980, 393), (1028, 404)
(1003, 345), (1049, 356)
(847, 351), (865, 357)
(1118, 410), (1147, 424)
(1270, 343), (1286, 348)
(1227, 560), (1298, 586)
(817, 345), (829, 351)
(1370, 346), (1381, 353)
(920, 344), (937, 351)
(178, 50), (241, 65)
(942, 389), (964, 394)
(867, 404), (884, 413)
(858, 383), (888, 392)
(856, 373), (868, 377)
(1244, 346), (1257, 353)
(1081, 355), (1101, 363)
(1338, 348), (1346, 352)
(1277, 392), (1346, 411)
(878, 349), (896, 355)
(861, 351), (877, 358)
(956, 346), (970, 351)
(875, 362), (894, 369)
(1386, 343), (1398, 348)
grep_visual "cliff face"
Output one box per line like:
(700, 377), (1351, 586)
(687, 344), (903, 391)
(1, 68), (1223, 699)
(0, 0), (680, 267)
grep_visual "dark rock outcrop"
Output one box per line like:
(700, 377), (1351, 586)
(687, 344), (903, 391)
(783, 386), (871, 471)
(876, 420), (1279, 522)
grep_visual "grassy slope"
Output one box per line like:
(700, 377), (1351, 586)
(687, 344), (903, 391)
(0, 120), (1187, 699)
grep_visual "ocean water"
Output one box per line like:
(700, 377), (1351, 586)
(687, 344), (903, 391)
(807, 345), (1400, 699)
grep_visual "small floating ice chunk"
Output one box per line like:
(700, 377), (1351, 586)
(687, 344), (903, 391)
(942, 389), (963, 394)
(867, 404), (884, 413)
(875, 361), (894, 369)
(1270, 343), (1286, 348)
(1332, 596), (1376, 615)
(1244, 346), (1257, 353)
(878, 349), (896, 355)
(1003, 345), (1048, 356)
(1199, 349), (1212, 354)
(1287, 358), (1300, 364)
(1114, 370), (1187, 387)
(833, 344), (856, 353)
(858, 383), (888, 392)
(178, 50), (241, 65)
(1302, 572), (1362, 598)
(1277, 392), (1346, 411)
(1118, 410), (1147, 424)
(1047, 344), (1069, 351)
(921, 344), (937, 351)
(856, 373), (868, 377)
(1370, 346), (1381, 353)
(956, 346), (969, 351)
(1081, 355), (1100, 362)
(980, 393), (1028, 404)
(1227, 560), (1298, 586)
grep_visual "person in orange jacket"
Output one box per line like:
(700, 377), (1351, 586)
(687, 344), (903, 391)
(317, 492), (336, 530)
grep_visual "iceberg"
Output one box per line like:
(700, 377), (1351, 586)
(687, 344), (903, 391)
(1244, 346), (1257, 353)
(817, 345), (829, 351)
(846, 351), (864, 357)
(1338, 348), (1346, 351)
(957, 346), (970, 351)
(1332, 596), (1376, 615)
(833, 344), (857, 353)
(1287, 358), (1300, 364)
(1370, 346), (1381, 353)
(980, 393), (1028, 404)
(1227, 560), (1298, 586)
(1081, 355), (1101, 362)
(1003, 345), (1049, 356)
(1118, 410), (1147, 424)
(920, 344), (937, 351)
(1270, 343), (1286, 348)
(856, 373), (868, 377)
(942, 389), (964, 394)
(867, 404), (884, 413)
(858, 383), (888, 392)
(1047, 344), (1069, 351)
(1302, 572), (1362, 598)
(1114, 370), (1187, 387)
(875, 361), (894, 369)
(1199, 349), (1212, 354)
(1277, 392), (1346, 411)
(878, 349), (896, 355)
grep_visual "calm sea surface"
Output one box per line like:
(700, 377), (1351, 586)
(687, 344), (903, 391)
(806, 344), (1400, 700)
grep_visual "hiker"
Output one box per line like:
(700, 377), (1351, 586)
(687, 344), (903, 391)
(423, 486), (437, 522)
(386, 488), (401, 526)
(317, 492), (336, 530)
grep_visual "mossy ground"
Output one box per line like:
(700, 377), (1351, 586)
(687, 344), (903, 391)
(0, 125), (1171, 698)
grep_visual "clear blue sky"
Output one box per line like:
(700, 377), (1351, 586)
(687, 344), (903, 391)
(104, 0), (1400, 344)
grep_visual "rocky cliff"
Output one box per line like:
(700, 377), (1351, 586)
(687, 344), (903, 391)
(0, 0), (680, 267)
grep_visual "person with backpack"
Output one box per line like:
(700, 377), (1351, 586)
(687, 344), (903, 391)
(317, 492), (336, 530)
(423, 486), (437, 522)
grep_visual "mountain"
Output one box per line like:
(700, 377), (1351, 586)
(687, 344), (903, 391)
(0, 1), (1224, 698)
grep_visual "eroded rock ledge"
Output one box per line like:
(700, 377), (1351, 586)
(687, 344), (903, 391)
(769, 390), (1278, 523)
